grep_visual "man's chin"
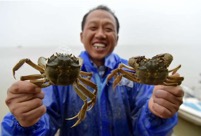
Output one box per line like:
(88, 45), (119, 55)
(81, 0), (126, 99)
(90, 55), (105, 62)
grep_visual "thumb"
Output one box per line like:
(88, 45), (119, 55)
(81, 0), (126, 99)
(9, 81), (41, 94)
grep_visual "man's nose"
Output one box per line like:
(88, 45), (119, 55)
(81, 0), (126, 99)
(95, 28), (106, 39)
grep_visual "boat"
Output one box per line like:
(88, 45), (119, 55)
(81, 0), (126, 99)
(178, 85), (201, 126)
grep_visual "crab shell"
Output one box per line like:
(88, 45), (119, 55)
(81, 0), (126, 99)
(128, 53), (173, 85)
(44, 54), (81, 85)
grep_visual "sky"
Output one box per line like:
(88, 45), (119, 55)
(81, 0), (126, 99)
(0, 0), (201, 47)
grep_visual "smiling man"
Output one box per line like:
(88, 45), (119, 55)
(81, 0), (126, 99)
(1, 5), (184, 136)
(80, 7), (119, 66)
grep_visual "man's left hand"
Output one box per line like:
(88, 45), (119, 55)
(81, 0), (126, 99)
(149, 84), (184, 118)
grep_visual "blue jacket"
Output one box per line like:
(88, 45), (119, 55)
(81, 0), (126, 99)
(1, 51), (177, 136)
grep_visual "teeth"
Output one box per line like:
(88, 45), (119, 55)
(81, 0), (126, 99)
(93, 43), (105, 48)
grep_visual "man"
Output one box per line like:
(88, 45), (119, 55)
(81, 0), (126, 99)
(1, 5), (184, 136)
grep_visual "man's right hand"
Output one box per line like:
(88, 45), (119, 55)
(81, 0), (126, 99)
(5, 81), (46, 127)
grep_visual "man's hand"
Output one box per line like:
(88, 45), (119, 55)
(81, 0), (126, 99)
(148, 84), (184, 118)
(5, 81), (46, 127)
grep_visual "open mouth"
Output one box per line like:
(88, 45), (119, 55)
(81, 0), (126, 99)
(93, 43), (106, 50)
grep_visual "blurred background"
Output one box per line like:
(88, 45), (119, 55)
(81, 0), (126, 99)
(1, 0), (201, 135)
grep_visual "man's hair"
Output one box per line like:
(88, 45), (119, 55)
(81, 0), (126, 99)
(81, 5), (120, 34)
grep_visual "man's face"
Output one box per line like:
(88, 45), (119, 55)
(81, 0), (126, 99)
(80, 10), (118, 65)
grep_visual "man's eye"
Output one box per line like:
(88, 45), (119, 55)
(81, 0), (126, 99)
(90, 27), (97, 31)
(105, 28), (113, 32)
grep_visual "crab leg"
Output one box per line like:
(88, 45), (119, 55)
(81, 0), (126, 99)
(162, 82), (179, 86)
(168, 65), (181, 75)
(79, 78), (97, 110)
(164, 65), (184, 86)
(13, 58), (44, 78)
(80, 71), (93, 79)
(19, 73), (51, 87)
(78, 76), (97, 90)
(107, 67), (139, 89)
(76, 82), (96, 111)
(119, 69), (140, 82)
(113, 74), (123, 89)
(167, 76), (184, 82)
(164, 75), (184, 86)
(66, 82), (88, 127)
(30, 79), (51, 88)
(119, 63), (135, 71)
(107, 68), (119, 82)
(20, 74), (44, 80)
(107, 63), (135, 81)
(76, 81), (95, 98)
(78, 76), (97, 96)
(79, 71), (93, 76)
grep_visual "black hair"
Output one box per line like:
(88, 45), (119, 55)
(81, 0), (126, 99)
(81, 5), (120, 34)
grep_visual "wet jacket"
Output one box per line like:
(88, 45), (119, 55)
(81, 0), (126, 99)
(1, 51), (177, 136)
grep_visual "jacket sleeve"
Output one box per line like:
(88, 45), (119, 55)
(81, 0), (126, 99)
(131, 83), (178, 136)
(1, 86), (62, 136)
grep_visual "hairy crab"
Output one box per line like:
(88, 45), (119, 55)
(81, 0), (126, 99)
(13, 53), (97, 127)
(107, 53), (184, 88)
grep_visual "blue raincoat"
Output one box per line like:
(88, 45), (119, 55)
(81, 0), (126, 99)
(1, 51), (177, 136)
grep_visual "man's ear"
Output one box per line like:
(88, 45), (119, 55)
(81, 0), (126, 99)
(80, 32), (83, 43)
(115, 35), (119, 47)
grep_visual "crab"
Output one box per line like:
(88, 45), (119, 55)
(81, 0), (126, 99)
(107, 53), (184, 88)
(13, 53), (97, 127)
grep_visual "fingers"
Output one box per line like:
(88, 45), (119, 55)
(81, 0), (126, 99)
(6, 91), (44, 104)
(8, 81), (41, 94)
(149, 97), (172, 118)
(16, 105), (46, 127)
(6, 81), (44, 105)
(149, 85), (184, 118)
(154, 85), (184, 97)
(8, 97), (44, 114)
(153, 87), (183, 105)
(151, 95), (181, 118)
(5, 81), (46, 127)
